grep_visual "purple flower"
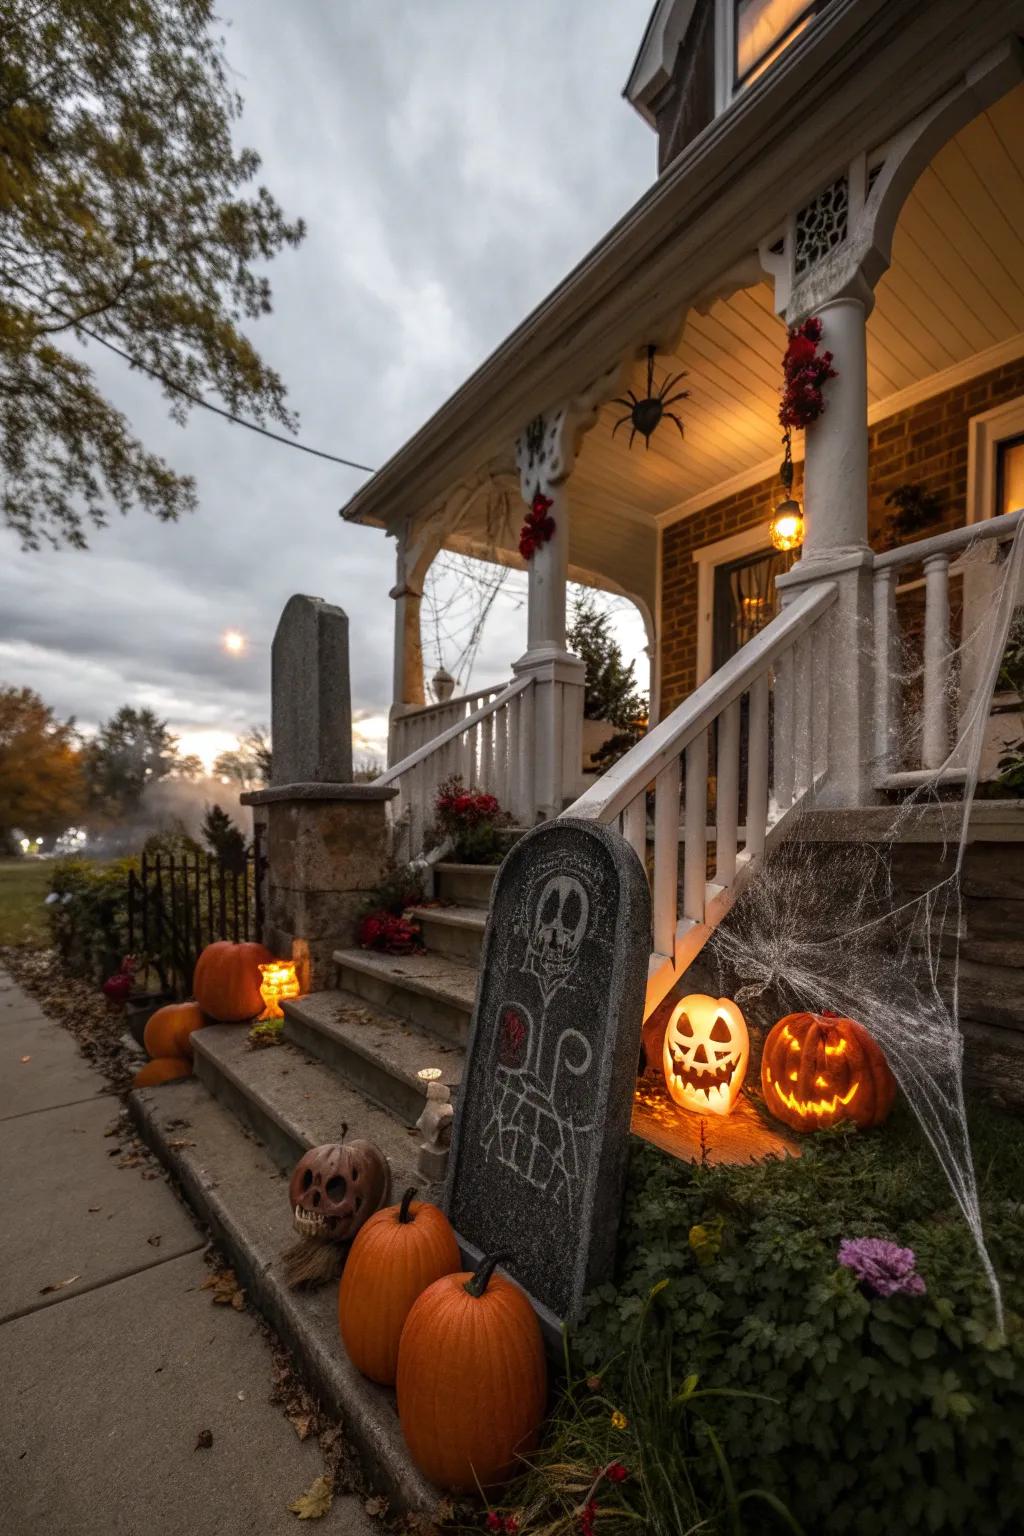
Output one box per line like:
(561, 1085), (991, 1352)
(837, 1237), (926, 1298)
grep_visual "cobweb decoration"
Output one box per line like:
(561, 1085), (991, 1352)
(703, 520), (1024, 1332)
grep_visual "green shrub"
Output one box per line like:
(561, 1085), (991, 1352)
(577, 1104), (1024, 1536)
(47, 856), (137, 981)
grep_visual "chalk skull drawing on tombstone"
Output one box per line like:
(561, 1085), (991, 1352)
(662, 994), (749, 1117)
(524, 875), (589, 1002)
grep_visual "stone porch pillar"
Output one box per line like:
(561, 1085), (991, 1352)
(242, 593), (398, 990)
(513, 409), (586, 821)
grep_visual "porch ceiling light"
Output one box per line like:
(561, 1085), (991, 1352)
(769, 428), (804, 552)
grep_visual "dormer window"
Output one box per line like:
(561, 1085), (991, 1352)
(734, 0), (817, 90)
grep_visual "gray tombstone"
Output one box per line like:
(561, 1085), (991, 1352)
(271, 595), (353, 786)
(445, 818), (651, 1330)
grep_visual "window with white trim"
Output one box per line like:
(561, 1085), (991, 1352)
(716, 0), (823, 110)
(967, 396), (1024, 524)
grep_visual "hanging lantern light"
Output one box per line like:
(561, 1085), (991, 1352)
(258, 960), (301, 1021)
(769, 429), (805, 553)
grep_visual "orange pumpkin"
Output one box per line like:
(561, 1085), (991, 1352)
(132, 1057), (193, 1087)
(143, 1000), (207, 1061)
(397, 1253), (547, 1492)
(339, 1187), (461, 1385)
(761, 1011), (896, 1133)
(193, 940), (273, 1022)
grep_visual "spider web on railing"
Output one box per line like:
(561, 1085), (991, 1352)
(701, 522), (1024, 1331)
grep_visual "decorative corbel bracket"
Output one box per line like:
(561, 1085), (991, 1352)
(515, 364), (623, 504)
(760, 39), (1024, 325)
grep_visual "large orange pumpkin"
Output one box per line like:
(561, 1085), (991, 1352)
(761, 1011), (896, 1133)
(143, 1001), (207, 1061)
(397, 1253), (547, 1492)
(132, 1057), (193, 1087)
(339, 1187), (461, 1385)
(193, 940), (273, 1022)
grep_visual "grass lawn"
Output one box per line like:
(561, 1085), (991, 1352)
(0, 857), (54, 946)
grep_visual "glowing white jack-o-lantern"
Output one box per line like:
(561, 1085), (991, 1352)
(662, 993), (749, 1117)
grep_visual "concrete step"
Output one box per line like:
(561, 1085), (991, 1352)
(191, 1024), (423, 1182)
(282, 990), (463, 1126)
(407, 902), (486, 964)
(128, 1076), (439, 1515)
(333, 949), (478, 1046)
(434, 861), (498, 909)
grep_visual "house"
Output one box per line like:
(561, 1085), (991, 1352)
(337, 0), (1024, 1096)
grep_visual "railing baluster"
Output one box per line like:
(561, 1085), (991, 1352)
(773, 649), (795, 814)
(683, 730), (708, 922)
(494, 703), (508, 807)
(746, 674), (770, 859)
(517, 686), (535, 826)
(481, 709), (495, 794)
(793, 633), (813, 800)
(715, 698), (740, 885)
(653, 757), (681, 956)
(873, 567), (897, 777)
(922, 552), (951, 770)
(622, 792), (647, 871)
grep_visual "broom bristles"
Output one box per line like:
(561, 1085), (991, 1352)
(282, 1234), (345, 1289)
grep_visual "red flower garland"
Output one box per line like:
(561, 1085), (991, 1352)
(779, 316), (837, 430)
(519, 491), (555, 560)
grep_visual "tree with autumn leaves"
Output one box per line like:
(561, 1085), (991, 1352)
(1, 0), (303, 548)
(0, 686), (84, 850)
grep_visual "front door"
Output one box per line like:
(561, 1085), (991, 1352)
(712, 546), (794, 670)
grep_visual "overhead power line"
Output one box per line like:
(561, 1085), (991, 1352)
(77, 322), (379, 473)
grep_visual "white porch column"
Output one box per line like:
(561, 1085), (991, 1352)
(513, 409), (586, 822)
(388, 519), (443, 764)
(801, 295), (870, 562)
(775, 288), (875, 807)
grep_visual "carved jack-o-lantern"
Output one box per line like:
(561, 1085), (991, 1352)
(288, 1134), (391, 1245)
(662, 993), (749, 1116)
(761, 1012), (896, 1133)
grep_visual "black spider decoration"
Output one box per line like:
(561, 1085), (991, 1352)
(611, 344), (689, 449)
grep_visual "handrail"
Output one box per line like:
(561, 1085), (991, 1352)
(394, 680), (510, 724)
(377, 674), (532, 786)
(874, 507), (1024, 571)
(565, 581), (837, 825)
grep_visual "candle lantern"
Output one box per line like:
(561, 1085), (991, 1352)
(258, 960), (300, 1021)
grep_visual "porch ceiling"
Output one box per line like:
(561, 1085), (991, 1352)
(571, 82), (1024, 530)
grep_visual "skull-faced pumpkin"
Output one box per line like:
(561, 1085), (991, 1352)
(662, 993), (749, 1116)
(288, 1135), (391, 1245)
(761, 1012), (896, 1132)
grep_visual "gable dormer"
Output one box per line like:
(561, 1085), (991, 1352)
(626, 1), (831, 172)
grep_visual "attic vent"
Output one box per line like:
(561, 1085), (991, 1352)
(794, 175), (849, 278)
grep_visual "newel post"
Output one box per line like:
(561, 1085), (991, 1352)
(241, 594), (397, 990)
(513, 408), (586, 822)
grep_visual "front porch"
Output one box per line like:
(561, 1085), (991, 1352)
(344, 55), (1024, 1030)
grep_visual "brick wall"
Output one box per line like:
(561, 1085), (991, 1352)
(660, 356), (1024, 715)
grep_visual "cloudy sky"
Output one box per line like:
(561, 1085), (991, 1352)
(1, 1), (657, 769)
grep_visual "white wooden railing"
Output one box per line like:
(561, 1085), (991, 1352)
(377, 676), (536, 865)
(389, 682), (510, 767)
(873, 507), (1024, 789)
(563, 582), (838, 1016)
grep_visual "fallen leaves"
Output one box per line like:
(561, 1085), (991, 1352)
(39, 1274), (80, 1295)
(288, 1474), (333, 1520)
(147, 1234), (162, 1248)
(0, 947), (136, 1092)
(194, 1429), (214, 1451)
(364, 1494), (389, 1517)
(200, 1267), (246, 1311)
(19, 1054), (30, 1063)
(167, 1137), (196, 1149)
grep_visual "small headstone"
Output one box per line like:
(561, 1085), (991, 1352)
(445, 818), (651, 1327)
(271, 595), (352, 786)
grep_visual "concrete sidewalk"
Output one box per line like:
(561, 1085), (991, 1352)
(0, 970), (375, 1536)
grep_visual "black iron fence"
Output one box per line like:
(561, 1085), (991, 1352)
(127, 833), (266, 998)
